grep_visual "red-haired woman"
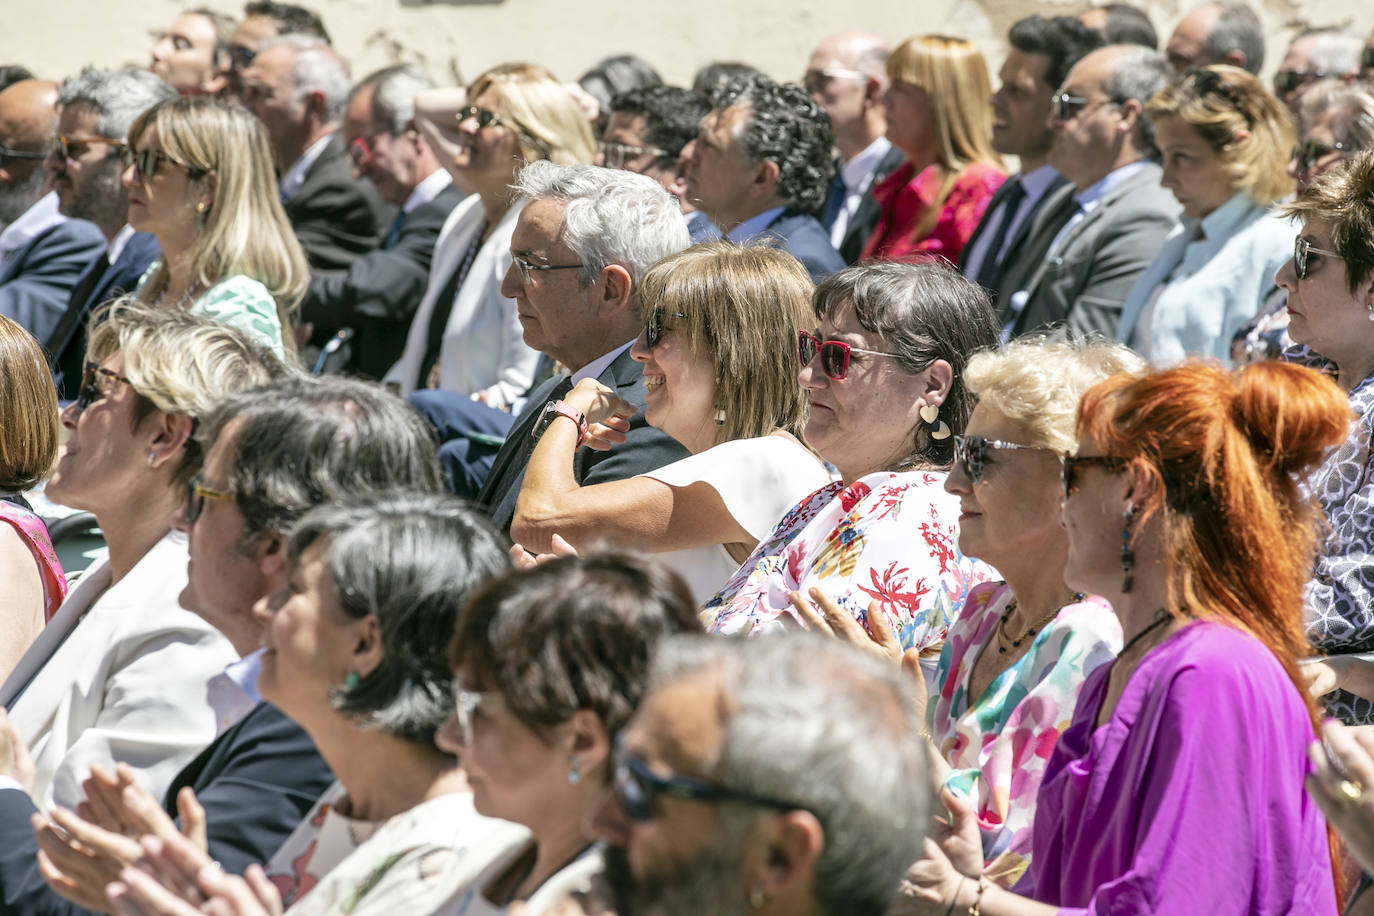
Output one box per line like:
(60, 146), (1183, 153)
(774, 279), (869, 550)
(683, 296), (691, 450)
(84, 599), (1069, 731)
(897, 361), (1343, 914)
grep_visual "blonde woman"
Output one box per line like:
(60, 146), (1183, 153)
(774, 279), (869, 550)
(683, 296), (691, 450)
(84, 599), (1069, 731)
(124, 96), (310, 359)
(388, 63), (596, 399)
(860, 35), (1005, 264)
(1118, 66), (1297, 364)
(0, 304), (281, 811)
(511, 243), (832, 602)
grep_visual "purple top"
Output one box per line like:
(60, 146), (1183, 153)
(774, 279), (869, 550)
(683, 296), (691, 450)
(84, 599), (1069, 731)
(1014, 621), (1337, 914)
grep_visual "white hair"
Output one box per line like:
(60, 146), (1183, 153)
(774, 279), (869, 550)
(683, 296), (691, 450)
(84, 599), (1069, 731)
(262, 34), (351, 122)
(512, 161), (690, 287)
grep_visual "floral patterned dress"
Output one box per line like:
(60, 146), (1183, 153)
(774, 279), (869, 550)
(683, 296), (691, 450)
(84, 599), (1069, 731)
(930, 582), (1121, 885)
(701, 470), (995, 672)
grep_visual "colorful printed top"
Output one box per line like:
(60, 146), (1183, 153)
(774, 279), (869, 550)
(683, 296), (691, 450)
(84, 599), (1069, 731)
(701, 470), (995, 671)
(930, 582), (1121, 885)
(0, 499), (66, 622)
(860, 161), (1005, 265)
(137, 262), (287, 358)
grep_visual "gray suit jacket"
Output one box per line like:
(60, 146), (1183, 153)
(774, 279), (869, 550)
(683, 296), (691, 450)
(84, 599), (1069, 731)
(1009, 163), (1180, 340)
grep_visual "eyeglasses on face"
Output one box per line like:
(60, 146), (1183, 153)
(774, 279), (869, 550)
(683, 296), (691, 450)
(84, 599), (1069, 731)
(348, 136), (375, 169)
(0, 142), (46, 162)
(644, 306), (687, 349)
(512, 253), (583, 285)
(75, 361), (133, 412)
(797, 329), (900, 381)
(54, 134), (126, 163)
(456, 105), (552, 159)
(1060, 453), (1127, 499)
(452, 686), (504, 746)
(1293, 235), (1351, 281)
(1050, 92), (1089, 121)
(1273, 68), (1328, 96)
(954, 435), (1055, 485)
(801, 67), (868, 95)
(184, 476), (234, 525)
(228, 44), (257, 70)
(121, 145), (208, 181)
(1291, 139), (1351, 171)
(612, 739), (812, 823)
(597, 140), (671, 171)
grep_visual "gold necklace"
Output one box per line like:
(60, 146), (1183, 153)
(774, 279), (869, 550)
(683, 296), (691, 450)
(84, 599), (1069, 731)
(996, 593), (1084, 655)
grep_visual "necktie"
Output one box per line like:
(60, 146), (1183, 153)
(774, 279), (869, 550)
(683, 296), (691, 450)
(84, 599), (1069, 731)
(974, 178), (1027, 293)
(383, 210), (406, 249)
(821, 171), (847, 230)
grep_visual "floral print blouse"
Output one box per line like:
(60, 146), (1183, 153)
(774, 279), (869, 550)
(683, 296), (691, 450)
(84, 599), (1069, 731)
(701, 470), (995, 672)
(930, 582), (1121, 885)
(1287, 345), (1374, 724)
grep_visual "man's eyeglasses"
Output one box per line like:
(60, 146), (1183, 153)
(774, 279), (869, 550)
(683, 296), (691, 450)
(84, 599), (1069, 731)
(797, 329), (901, 381)
(0, 142), (46, 163)
(1049, 92), (1117, 122)
(801, 67), (868, 95)
(53, 134), (126, 163)
(644, 306), (687, 348)
(228, 44), (257, 71)
(597, 140), (671, 171)
(184, 476), (234, 525)
(1293, 235), (1355, 281)
(1291, 139), (1351, 171)
(75, 361), (133, 412)
(1060, 453), (1127, 499)
(121, 146), (208, 181)
(348, 136), (377, 169)
(1273, 69), (1329, 97)
(612, 741), (811, 823)
(954, 435), (1055, 485)
(512, 254), (583, 285)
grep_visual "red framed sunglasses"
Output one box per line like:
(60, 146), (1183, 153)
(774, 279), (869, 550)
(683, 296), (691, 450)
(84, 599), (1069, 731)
(797, 329), (901, 380)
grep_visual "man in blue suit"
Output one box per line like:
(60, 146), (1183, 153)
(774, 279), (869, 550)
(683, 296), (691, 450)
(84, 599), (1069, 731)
(682, 74), (844, 282)
(0, 79), (105, 344)
(42, 67), (178, 400)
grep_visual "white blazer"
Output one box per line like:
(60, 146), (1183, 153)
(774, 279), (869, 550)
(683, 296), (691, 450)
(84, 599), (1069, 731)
(0, 531), (239, 810)
(385, 196), (539, 404)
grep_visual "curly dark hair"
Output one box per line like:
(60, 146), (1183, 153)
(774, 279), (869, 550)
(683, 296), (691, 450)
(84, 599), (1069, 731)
(712, 74), (836, 213)
(609, 85), (711, 166)
(243, 1), (330, 41)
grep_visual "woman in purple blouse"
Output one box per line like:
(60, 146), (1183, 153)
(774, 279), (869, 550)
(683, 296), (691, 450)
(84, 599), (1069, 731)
(899, 361), (1343, 914)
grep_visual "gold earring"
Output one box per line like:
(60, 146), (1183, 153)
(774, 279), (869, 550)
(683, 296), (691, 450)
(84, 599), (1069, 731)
(196, 201), (207, 213)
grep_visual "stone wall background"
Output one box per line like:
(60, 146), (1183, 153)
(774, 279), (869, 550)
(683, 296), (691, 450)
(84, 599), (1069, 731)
(4, 0), (1370, 99)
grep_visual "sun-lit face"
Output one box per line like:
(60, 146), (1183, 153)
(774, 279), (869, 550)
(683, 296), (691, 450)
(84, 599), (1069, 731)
(629, 312), (718, 453)
(1058, 433), (1130, 597)
(120, 125), (202, 240)
(46, 103), (128, 230)
(1276, 218), (1374, 368)
(48, 353), (150, 519)
(882, 80), (935, 161)
(1155, 116), (1235, 219)
(991, 49), (1055, 162)
(682, 105), (757, 230)
(149, 13), (222, 96)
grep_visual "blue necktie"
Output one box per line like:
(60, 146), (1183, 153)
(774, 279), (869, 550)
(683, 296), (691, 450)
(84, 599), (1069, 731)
(821, 173), (847, 230)
(383, 210), (406, 249)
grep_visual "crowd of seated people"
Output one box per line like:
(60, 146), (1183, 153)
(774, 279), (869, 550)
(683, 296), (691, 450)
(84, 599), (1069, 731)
(4, 3), (1374, 914)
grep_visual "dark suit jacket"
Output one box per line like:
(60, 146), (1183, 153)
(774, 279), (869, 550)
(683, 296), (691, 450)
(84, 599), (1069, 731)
(477, 347), (690, 533)
(957, 173), (1072, 311)
(1010, 163), (1180, 340)
(284, 133), (395, 273)
(0, 702), (332, 915)
(760, 208), (845, 283)
(0, 217), (106, 344)
(835, 146), (906, 265)
(48, 231), (161, 400)
(301, 184), (464, 379)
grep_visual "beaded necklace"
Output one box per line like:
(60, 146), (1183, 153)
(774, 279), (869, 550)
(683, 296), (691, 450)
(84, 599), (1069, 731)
(996, 593), (1084, 654)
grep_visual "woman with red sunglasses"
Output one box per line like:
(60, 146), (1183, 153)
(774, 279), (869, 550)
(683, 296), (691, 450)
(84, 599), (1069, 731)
(702, 260), (998, 678)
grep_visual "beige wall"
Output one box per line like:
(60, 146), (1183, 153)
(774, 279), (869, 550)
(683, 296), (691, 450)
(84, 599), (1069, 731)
(4, 0), (1371, 92)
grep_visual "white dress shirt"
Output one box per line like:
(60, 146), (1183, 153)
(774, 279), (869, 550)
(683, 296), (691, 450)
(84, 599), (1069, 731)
(279, 133), (335, 202)
(829, 136), (893, 249)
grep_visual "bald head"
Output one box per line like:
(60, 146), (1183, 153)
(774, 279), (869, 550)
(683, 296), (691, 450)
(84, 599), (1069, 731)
(0, 80), (59, 219)
(806, 31), (890, 159)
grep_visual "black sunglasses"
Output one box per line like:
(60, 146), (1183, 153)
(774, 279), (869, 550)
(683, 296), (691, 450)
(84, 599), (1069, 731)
(1273, 68), (1326, 96)
(644, 307), (687, 348)
(75, 361), (133, 412)
(1060, 453), (1126, 499)
(121, 146), (208, 181)
(1291, 138), (1351, 171)
(797, 329), (901, 381)
(613, 742), (809, 823)
(0, 142), (46, 162)
(954, 435), (1055, 485)
(54, 134), (126, 162)
(184, 476), (234, 525)
(1293, 235), (1351, 281)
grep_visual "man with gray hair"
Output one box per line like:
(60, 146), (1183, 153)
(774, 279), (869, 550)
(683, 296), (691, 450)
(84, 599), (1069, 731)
(1273, 27), (1365, 116)
(591, 634), (932, 916)
(1164, 1), (1265, 75)
(470, 161), (690, 536)
(240, 35), (391, 272)
(300, 64), (462, 378)
(1005, 44), (1179, 339)
(0, 79), (105, 342)
(45, 67), (177, 398)
(805, 31), (904, 265)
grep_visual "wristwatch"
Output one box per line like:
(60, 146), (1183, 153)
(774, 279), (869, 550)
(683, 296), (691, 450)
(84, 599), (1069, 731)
(532, 400), (588, 449)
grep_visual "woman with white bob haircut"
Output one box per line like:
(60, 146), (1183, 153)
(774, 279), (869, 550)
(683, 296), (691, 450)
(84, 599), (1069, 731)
(0, 303), (283, 811)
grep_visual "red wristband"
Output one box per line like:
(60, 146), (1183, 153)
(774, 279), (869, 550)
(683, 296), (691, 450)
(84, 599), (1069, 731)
(550, 400), (589, 449)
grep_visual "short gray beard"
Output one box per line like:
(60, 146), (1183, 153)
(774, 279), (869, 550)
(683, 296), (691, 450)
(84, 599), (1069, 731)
(64, 158), (128, 237)
(617, 807), (761, 916)
(0, 167), (48, 225)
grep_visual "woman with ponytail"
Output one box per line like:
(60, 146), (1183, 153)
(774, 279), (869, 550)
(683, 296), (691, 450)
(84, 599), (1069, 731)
(896, 360), (1345, 915)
